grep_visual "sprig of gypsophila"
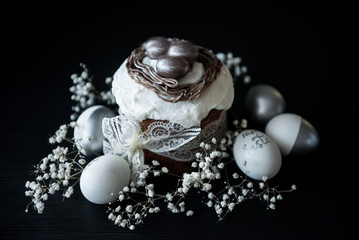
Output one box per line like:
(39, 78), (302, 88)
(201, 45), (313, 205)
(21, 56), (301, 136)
(69, 63), (116, 120)
(107, 118), (297, 227)
(25, 62), (117, 213)
(105, 120), (245, 230)
(201, 119), (297, 221)
(215, 52), (251, 84)
(25, 122), (87, 213)
(106, 161), (172, 230)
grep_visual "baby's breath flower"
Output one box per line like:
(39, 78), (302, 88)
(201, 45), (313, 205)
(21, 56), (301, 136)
(208, 192), (215, 199)
(115, 206), (121, 212)
(216, 207), (223, 215)
(241, 119), (248, 128)
(78, 159), (86, 165)
(233, 119), (239, 126)
(262, 176), (268, 182)
(263, 194), (269, 200)
(166, 193), (173, 201)
(118, 193), (125, 202)
(125, 205), (133, 213)
(152, 160), (160, 166)
(114, 215), (122, 225)
(108, 212), (116, 221)
(202, 183), (212, 191)
(228, 202), (236, 211)
(186, 210), (194, 216)
(147, 189), (154, 198)
(242, 189), (249, 196)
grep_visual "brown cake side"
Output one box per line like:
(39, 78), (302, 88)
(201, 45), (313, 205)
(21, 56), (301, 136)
(139, 109), (224, 175)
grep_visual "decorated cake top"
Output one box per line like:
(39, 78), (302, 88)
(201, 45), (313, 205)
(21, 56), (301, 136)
(112, 37), (234, 128)
(126, 37), (223, 103)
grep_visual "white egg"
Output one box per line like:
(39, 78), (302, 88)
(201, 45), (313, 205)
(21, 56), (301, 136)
(80, 155), (131, 204)
(233, 129), (282, 180)
(265, 113), (319, 156)
(74, 105), (115, 156)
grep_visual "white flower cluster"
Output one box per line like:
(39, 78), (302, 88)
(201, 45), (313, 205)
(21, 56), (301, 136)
(216, 52), (251, 84)
(69, 63), (116, 120)
(25, 124), (85, 213)
(106, 163), (172, 230)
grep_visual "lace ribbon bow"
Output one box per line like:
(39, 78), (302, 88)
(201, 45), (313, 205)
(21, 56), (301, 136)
(102, 115), (201, 182)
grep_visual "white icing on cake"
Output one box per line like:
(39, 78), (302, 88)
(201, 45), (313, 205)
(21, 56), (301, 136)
(112, 59), (234, 128)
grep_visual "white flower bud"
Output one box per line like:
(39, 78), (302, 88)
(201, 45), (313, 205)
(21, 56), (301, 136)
(186, 210), (194, 216)
(125, 205), (133, 213)
(269, 203), (276, 210)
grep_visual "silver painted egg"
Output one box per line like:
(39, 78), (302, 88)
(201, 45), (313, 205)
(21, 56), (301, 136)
(143, 36), (170, 60)
(74, 105), (115, 156)
(167, 40), (199, 64)
(156, 55), (190, 79)
(245, 84), (286, 126)
(265, 113), (319, 156)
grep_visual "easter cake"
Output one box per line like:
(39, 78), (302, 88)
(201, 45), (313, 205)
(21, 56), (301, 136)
(104, 37), (234, 174)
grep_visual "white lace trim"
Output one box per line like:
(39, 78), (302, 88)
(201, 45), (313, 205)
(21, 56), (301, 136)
(102, 114), (201, 182)
(102, 112), (226, 182)
(155, 111), (227, 161)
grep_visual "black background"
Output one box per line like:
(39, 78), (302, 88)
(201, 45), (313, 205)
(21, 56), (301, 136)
(1, 2), (353, 240)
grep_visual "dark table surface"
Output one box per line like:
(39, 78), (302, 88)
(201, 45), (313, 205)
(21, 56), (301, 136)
(1, 2), (354, 240)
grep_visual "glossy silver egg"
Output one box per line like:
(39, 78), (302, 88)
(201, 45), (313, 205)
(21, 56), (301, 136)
(245, 84), (286, 126)
(143, 36), (170, 60)
(74, 105), (116, 156)
(167, 41), (199, 64)
(156, 55), (190, 79)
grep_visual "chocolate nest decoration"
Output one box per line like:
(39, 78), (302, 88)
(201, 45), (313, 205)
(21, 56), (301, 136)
(126, 45), (223, 103)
